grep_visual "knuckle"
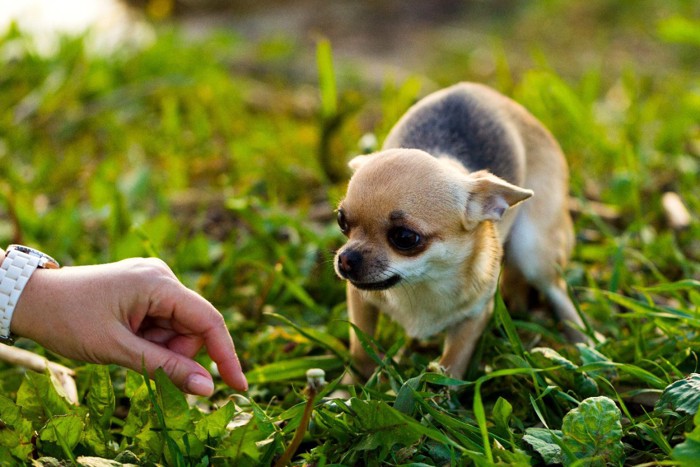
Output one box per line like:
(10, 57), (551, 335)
(208, 306), (225, 323)
(153, 354), (185, 383)
(124, 257), (177, 282)
(209, 310), (227, 330)
(142, 257), (173, 275)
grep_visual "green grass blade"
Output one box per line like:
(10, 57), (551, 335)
(316, 38), (337, 119)
(246, 355), (343, 384)
(265, 311), (350, 360)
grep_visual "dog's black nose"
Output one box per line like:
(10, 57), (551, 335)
(337, 250), (362, 276)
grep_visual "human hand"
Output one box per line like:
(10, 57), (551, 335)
(10, 257), (247, 396)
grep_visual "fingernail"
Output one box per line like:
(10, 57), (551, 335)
(186, 374), (215, 396)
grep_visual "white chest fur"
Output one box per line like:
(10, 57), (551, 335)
(362, 274), (496, 339)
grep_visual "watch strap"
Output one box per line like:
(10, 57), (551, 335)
(0, 247), (55, 345)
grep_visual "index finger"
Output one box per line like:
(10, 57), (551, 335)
(154, 284), (248, 391)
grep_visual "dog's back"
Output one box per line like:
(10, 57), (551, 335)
(382, 83), (526, 187)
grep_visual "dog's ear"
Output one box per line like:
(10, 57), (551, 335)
(463, 171), (533, 226)
(348, 155), (372, 172)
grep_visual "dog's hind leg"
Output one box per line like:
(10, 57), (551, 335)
(505, 201), (588, 343)
(541, 278), (588, 343)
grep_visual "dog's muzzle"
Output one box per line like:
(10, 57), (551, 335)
(335, 250), (401, 291)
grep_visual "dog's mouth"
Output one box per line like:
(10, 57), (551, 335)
(349, 274), (401, 291)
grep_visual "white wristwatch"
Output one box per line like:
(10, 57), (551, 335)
(0, 245), (60, 345)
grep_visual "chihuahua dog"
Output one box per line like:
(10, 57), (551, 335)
(334, 82), (587, 380)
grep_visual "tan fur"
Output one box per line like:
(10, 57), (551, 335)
(335, 83), (588, 382)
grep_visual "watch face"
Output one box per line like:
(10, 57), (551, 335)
(7, 245), (60, 269)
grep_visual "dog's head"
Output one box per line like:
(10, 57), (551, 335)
(334, 148), (532, 291)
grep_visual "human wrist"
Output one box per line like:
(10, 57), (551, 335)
(0, 245), (61, 344)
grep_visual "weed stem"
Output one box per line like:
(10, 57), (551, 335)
(274, 369), (326, 467)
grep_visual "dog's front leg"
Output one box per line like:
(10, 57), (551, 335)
(439, 300), (494, 379)
(345, 285), (379, 383)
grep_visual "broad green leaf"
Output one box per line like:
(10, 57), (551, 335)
(349, 398), (432, 456)
(120, 380), (152, 438)
(218, 416), (264, 466)
(493, 442), (532, 466)
(656, 373), (700, 415)
(134, 419), (163, 465)
(81, 365), (116, 457)
(561, 396), (624, 465)
(492, 397), (513, 444)
(522, 428), (563, 465)
(84, 365), (115, 428)
(0, 448), (15, 466)
(393, 375), (422, 415)
(125, 369), (145, 399)
(315, 405), (353, 443)
(16, 371), (72, 426)
(83, 421), (115, 459)
(0, 428), (33, 461)
(152, 369), (204, 463)
(248, 397), (276, 437)
(153, 369), (191, 432)
(530, 347), (576, 370)
(672, 410), (700, 465)
(424, 440), (455, 466)
(576, 344), (617, 380)
(194, 401), (236, 440)
(673, 438), (700, 466)
(493, 398), (530, 464)
(0, 394), (26, 428)
(383, 405), (458, 450)
(38, 413), (84, 455)
(412, 394), (483, 452)
(572, 373), (599, 398)
(530, 347), (598, 397)
(0, 395), (34, 459)
(246, 355), (342, 384)
(130, 374), (166, 464)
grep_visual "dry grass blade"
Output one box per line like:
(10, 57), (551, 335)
(0, 344), (78, 404)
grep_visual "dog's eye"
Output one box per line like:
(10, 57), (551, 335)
(337, 209), (349, 234)
(388, 227), (421, 251)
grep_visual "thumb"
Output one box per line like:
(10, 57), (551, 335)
(117, 335), (216, 396)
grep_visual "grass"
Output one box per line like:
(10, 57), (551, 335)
(1, 1), (700, 465)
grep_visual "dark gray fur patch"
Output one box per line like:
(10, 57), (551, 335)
(384, 88), (520, 184)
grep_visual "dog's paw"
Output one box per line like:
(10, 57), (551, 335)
(327, 388), (351, 400)
(427, 361), (448, 374)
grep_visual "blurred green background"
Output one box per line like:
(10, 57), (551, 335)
(1, 0), (699, 463)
